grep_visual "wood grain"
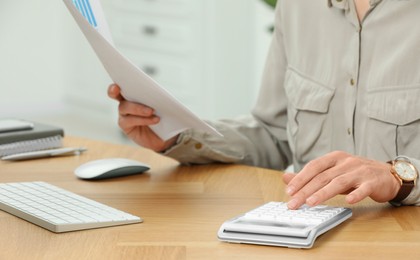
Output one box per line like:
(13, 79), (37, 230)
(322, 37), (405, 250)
(1, 136), (420, 259)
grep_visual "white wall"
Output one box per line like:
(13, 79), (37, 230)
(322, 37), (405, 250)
(0, 0), (63, 116)
(0, 0), (115, 113)
(0, 0), (274, 143)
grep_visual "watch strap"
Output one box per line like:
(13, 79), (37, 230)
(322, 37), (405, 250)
(388, 158), (417, 203)
(390, 181), (414, 203)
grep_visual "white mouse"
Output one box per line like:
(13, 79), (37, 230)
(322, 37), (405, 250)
(75, 158), (150, 180)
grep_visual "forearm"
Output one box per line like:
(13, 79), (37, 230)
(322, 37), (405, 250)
(164, 115), (292, 170)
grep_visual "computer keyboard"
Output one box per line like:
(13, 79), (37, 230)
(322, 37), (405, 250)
(218, 201), (352, 248)
(0, 181), (142, 233)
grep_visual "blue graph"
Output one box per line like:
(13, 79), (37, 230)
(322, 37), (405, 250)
(72, 0), (97, 27)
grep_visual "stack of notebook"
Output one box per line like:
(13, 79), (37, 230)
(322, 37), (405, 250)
(0, 119), (64, 157)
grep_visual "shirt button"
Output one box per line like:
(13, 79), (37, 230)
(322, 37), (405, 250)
(347, 128), (352, 135)
(195, 143), (203, 150)
(350, 78), (355, 86)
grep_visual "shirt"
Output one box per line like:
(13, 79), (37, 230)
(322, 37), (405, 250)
(165, 0), (420, 205)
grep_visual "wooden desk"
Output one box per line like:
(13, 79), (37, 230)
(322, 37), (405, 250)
(1, 137), (420, 259)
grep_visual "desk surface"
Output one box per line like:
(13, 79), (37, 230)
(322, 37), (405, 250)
(1, 136), (420, 259)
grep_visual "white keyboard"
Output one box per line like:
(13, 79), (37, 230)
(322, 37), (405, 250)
(218, 201), (352, 248)
(0, 181), (142, 233)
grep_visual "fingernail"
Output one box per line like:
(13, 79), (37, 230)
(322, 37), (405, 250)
(143, 107), (152, 114)
(346, 194), (355, 204)
(306, 196), (318, 206)
(286, 185), (295, 195)
(287, 199), (298, 209)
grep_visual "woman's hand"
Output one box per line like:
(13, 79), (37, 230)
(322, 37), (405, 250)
(283, 151), (401, 209)
(107, 84), (178, 152)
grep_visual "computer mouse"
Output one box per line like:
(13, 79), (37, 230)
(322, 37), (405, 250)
(74, 158), (150, 180)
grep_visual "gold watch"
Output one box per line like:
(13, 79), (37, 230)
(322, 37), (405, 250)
(389, 156), (418, 203)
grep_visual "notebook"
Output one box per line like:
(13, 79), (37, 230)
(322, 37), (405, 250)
(0, 119), (64, 157)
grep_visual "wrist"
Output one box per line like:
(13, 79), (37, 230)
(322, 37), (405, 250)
(387, 156), (418, 204)
(164, 135), (179, 150)
(388, 165), (402, 201)
(160, 133), (183, 153)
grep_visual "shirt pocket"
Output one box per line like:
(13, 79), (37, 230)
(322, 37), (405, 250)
(284, 69), (335, 166)
(366, 86), (420, 159)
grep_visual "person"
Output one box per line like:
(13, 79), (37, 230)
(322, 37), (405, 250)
(108, 0), (420, 209)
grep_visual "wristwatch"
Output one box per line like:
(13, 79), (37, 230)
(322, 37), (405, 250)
(388, 156), (418, 203)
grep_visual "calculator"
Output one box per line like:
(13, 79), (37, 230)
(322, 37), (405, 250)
(218, 201), (352, 248)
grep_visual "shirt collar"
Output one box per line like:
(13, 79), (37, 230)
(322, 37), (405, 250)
(327, 0), (383, 9)
(328, 0), (349, 9)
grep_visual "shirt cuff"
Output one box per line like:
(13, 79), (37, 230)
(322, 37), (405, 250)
(162, 128), (243, 165)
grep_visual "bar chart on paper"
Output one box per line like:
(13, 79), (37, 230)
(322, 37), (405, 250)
(72, 0), (97, 27)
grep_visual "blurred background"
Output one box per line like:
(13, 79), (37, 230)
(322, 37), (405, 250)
(0, 0), (274, 145)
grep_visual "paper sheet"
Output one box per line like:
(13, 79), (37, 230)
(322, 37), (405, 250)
(62, 0), (222, 141)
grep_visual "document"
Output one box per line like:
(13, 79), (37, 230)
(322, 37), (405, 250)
(62, 0), (222, 141)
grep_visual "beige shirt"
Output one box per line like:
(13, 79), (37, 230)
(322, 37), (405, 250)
(165, 0), (420, 205)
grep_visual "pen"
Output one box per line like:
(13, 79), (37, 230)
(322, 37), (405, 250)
(1, 147), (87, 161)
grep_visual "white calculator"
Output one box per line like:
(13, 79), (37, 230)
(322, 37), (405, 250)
(218, 201), (352, 249)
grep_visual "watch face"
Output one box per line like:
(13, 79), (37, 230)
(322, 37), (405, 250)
(395, 161), (418, 181)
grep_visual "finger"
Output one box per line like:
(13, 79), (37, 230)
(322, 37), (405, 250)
(107, 84), (124, 101)
(304, 172), (360, 207)
(286, 159), (335, 196)
(118, 100), (155, 117)
(346, 187), (369, 204)
(299, 163), (351, 197)
(286, 151), (346, 196)
(287, 197), (307, 210)
(282, 173), (296, 185)
(345, 180), (384, 204)
(287, 160), (358, 209)
(118, 115), (160, 134)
